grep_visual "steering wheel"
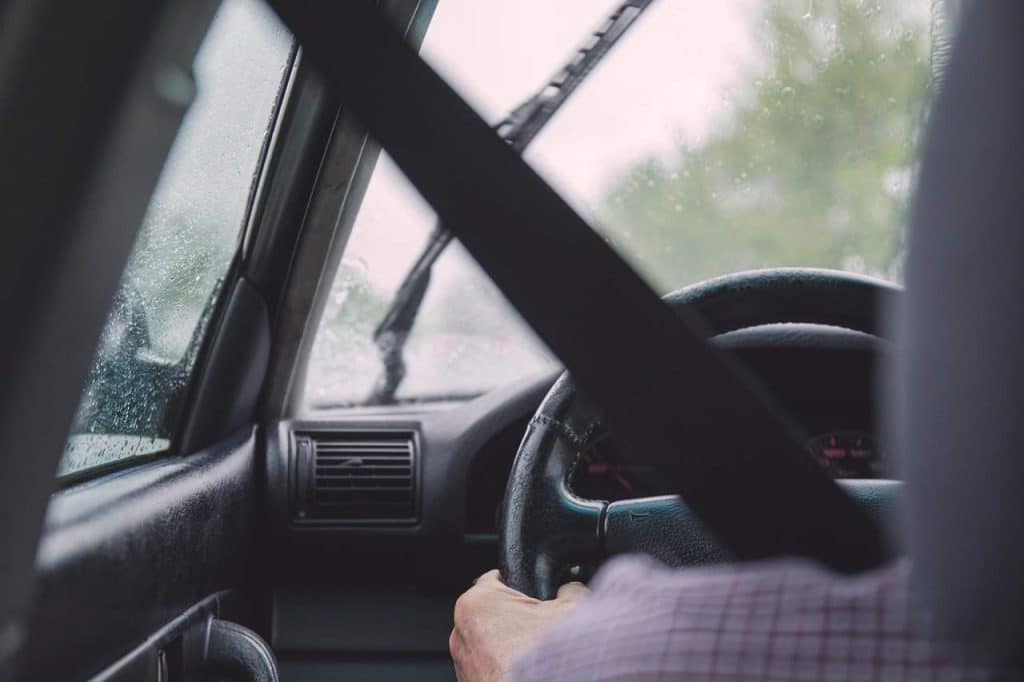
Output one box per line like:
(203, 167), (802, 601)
(498, 268), (901, 599)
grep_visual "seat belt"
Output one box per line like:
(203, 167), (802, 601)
(268, 0), (884, 572)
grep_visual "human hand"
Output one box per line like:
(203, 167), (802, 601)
(450, 569), (588, 682)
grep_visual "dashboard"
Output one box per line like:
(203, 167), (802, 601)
(263, 323), (888, 661)
(479, 323), (886, 521)
(269, 323), (885, 547)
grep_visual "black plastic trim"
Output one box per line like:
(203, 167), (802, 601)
(52, 448), (169, 492)
(92, 592), (223, 682)
(290, 428), (421, 527)
(180, 277), (273, 454)
(243, 53), (339, 313)
(22, 428), (258, 680)
(206, 618), (280, 682)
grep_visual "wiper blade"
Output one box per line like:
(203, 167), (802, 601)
(494, 0), (655, 153)
(367, 0), (655, 405)
(369, 225), (452, 402)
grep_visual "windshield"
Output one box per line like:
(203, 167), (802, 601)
(305, 0), (936, 410)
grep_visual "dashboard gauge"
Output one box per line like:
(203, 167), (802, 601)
(573, 436), (666, 501)
(805, 430), (882, 478)
(571, 429), (885, 501)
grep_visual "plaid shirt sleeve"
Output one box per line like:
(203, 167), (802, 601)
(511, 556), (999, 681)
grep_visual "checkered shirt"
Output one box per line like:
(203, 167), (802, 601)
(512, 556), (1002, 681)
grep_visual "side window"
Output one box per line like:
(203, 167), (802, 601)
(58, 0), (292, 478)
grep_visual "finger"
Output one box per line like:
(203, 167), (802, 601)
(448, 628), (461, 657)
(449, 629), (469, 669)
(556, 581), (589, 601)
(472, 568), (501, 586)
(453, 653), (468, 682)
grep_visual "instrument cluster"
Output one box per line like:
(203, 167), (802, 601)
(572, 430), (883, 502)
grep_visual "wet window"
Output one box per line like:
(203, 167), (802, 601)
(305, 158), (558, 407)
(305, 0), (940, 409)
(58, 0), (292, 478)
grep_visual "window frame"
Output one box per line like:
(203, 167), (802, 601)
(256, 0), (437, 420)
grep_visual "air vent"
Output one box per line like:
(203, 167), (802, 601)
(292, 431), (417, 524)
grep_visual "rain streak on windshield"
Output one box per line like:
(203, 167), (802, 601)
(305, 0), (937, 409)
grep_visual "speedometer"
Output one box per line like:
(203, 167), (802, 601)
(573, 436), (666, 501)
(805, 431), (882, 478)
(573, 429), (885, 501)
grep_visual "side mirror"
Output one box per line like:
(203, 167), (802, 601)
(100, 284), (153, 366)
(71, 284), (177, 440)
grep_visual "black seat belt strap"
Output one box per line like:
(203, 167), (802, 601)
(267, 0), (883, 571)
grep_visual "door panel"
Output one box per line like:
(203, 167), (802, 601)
(23, 429), (258, 680)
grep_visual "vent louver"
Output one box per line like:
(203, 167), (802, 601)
(292, 431), (417, 524)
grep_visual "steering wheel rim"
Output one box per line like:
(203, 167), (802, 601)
(498, 268), (900, 599)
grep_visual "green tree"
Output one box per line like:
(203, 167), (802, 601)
(599, 0), (931, 292)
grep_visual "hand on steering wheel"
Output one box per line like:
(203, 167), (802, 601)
(450, 570), (587, 682)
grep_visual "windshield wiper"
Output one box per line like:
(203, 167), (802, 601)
(367, 0), (655, 404)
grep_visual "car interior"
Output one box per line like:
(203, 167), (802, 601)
(2, 0), (1022, 680)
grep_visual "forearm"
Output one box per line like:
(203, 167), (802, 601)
(511, 556), (985, 682)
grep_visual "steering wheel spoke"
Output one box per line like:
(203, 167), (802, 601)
(603, 495), (731, 567)
(604, 480), (901, 568)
